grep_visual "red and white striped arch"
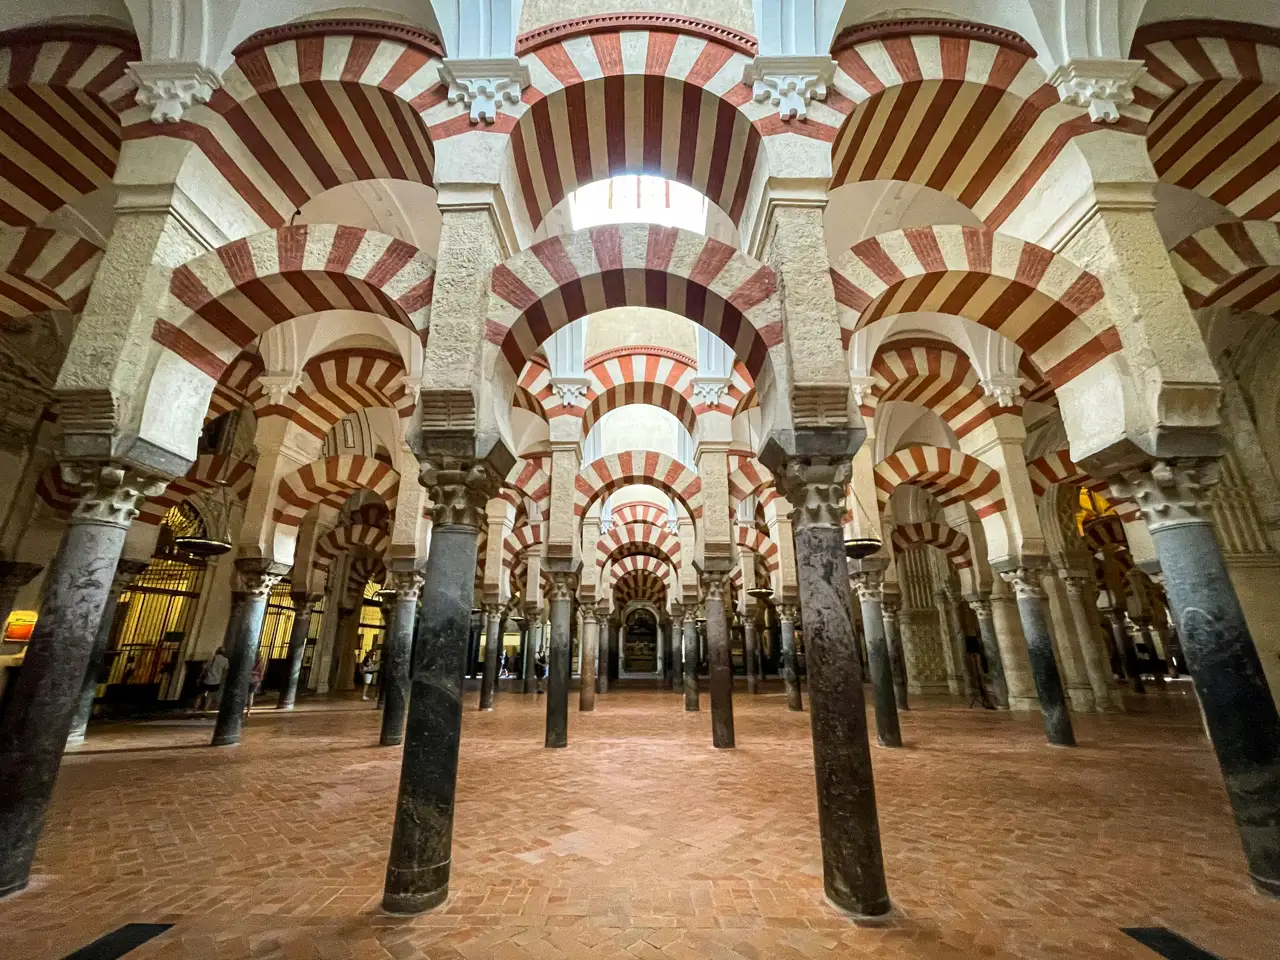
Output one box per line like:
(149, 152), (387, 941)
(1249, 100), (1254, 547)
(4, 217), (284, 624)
(502, 520), (545, 568)
(489, 224), (780, 378)
(272, 454), (399, 527)
(831, 225), (1118, 389)
(314, 521), (390, 569)
(1026, 450), (1107, 497)
(734, 525), (779, 572)
(862, 340), (1011, 438)
(35, 464), (80, 516)
(1169, 220), (1280, 320)
(346, 551), (387, 588)
(608, 500), (671, 527)
(828, 22), (1099, 227)
(207, 352), (266, 421)
(0, 25), (138, 226)
(612, 567), (669, 608)
(874, 445), (1006, 518)
(505, 455), (552, 513)
(727, 457), (774, 507)
(0, 227), (103, 320)
(501, 17), (766, 231)
(597, 520), (682, 570)
(575, 451), (702, 519)
(156, 225), (434, 382)
(1129, 22), (1280, 221)
(124, 21), (446, 229)
(609, 552), (674, 598)
(891, 521), (973, 569)
(137, 454), (255, 525)
(255, 347), (415, 439)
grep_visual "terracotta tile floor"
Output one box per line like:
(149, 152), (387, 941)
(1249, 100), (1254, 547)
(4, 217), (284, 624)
(3, 684), (1278, 959)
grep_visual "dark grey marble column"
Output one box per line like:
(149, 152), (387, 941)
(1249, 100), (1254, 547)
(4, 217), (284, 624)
(670, 605), (684, 692)
(854, 575), (901, 748)
(881, 597), (909, 711)
(380, 571), (422, 746)
(524, 610), (542, 694)
(682, 613), (699, 711)
(608, 618), (620, 684)
(544, 572), (575, 748)
(277, 592), (319, 711)
(595, 612), (608, 694)
(744, 614), (759, 694)
(579, 607), (598, 712)
(0, 463), (166, 898)
(479, 605), (502, 711)
(67, 559), (148, 745)
(1113, 611), (1146, 693)
(1115, 460), (1280, 896)
(704, 573), (734, 748)
(383, 457), (500, 914)
(967, 597), (1009, 709)
(779, 604), (802, 711)
(212, 559), (284, 747)
(775, 456), (890, 916)
(1002, 567), (1075, 747)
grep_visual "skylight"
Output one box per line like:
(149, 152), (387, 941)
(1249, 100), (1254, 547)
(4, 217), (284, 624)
(569, 175), (709, 233)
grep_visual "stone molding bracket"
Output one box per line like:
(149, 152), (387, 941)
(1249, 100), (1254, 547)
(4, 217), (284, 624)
(61, 462), (169, 528)
(980, 376), (1023, 408)
(439, 57), (531, 124)
(128, 60), (221, 123)
(1048, 58), (1146, 123)
(549, 377), (591, 408)
(1111, 459), (1220, 534)
(691, 377), (731, 406)
(744, 54), (836, 121)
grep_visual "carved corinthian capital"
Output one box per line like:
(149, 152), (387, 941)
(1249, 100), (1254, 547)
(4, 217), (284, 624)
(851, 571), (883, 604)
(233, 558), (285, 599)
(967, 597), (992, 619)
(700, 571), (727, 602)
(776, 457), (852, 532)
(390, 569), (425, 603)
(1000, 565), (1048, 600)
(61, 462), (168, 528)
(421, 458), (502, 529)
(548, 571), (577, 602)
(1110, 459), (1220, 534)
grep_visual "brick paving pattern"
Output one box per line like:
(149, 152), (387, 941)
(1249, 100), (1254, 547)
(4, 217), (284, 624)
(2, 685), (1278, 959)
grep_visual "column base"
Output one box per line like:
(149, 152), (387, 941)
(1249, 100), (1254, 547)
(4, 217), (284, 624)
(1252, 872), (1280, 898)
(1067, 688), (1096, 712)
(210, 736), (241, 748)
(380, 735), (404, 747)
(0, 877), (29, 899)
(825, 892), (893, 920)
(1008, 696), (1039, 712)
(381, 884), (449, 915)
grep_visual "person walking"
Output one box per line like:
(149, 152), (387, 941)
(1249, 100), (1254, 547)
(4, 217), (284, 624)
(196, 647), (228, 712)
(534, 648), (548, 695)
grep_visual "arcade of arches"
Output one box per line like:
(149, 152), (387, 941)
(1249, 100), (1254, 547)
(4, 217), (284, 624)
(2, 1), (1280, 955)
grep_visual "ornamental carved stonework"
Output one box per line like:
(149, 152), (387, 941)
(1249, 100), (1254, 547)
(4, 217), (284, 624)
(421, 458), (502, 529)
(61, 462), (169, 527)
(777, 458), (852, 531)
(1111, 459), (1220, 533)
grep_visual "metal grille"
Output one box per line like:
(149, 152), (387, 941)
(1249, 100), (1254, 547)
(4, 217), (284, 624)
(355, 578), (386, 660)
(109, 557), (204, 690)
(257, 581), (298, 662)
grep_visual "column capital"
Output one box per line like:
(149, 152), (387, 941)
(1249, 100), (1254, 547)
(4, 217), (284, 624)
(61, 461), (169, 529)
(439, 56), (531, 124)
(999, 565), (1049, 601)
(778, 603), (799, 624)
(880, 595), (900, 623)
(233, 558), (286, 599)
(1048, 57), (1146, 123)
(391, 570), (425, 603)
(700, 570), (728, 602)
(967, 596), (993, 618)
(744, 54), (836, 121)
(851, 570), (883, 603)
(127, 59), (221, 123)
(775, 457), (852, 532)
(548, 571), (577, 602)
(1057, 567), (1091, 596)
(1110, 458), (1220, 534)
(290, 590), (322, 611)
(482, 602), (503, 619)
(421, 457), (504, 529)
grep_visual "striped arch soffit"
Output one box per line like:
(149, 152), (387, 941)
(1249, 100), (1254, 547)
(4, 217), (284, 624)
(830, 225), (1119, 390)
(0, 25), (138, 227)
(155, 224), (434, 383)
(121, 20), (448, 229)
(609, 500), (674, 527)
(1128, 20), (1280, 221)
(0, 227), (104, 321)
(613, 569), (669, 608)
(826, 19), (1119, 228)
(734, 525), (780, 573)
(574, 451), (703, 519)
(136, 454), (256, 525)
(272, 454), (399, 527)
(504, 455), (552, 513)
(253, 347), (417, 439)
(726, 456), (778, 510)
(1026, 449), (1109, 498)
(891, 520), (973, 569)
(502, 15), (775, 232)
(597, 521), (683, 571)
(207, 351), (266, 421)
(502, 520), (546, 570)
(609, 554), (674, 600)
(874, 445), (1006, 519)
(313, 521), (390, 570)
(347, 550), (388, 589)
(489, 224), (780, 380)
(1169, 221), (1280, 320)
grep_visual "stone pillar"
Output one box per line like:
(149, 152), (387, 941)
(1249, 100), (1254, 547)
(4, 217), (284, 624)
(544, 572), (575, 748)
(853, 574), (901, 748)
(1043, 573), (1095, 711)
(329, 604), (360, 692)
(277, 593), (319, 711)
(1059, 570), (1119, 711)
(670, 605), (684, 693)
(211, 559), (284, 747)
(967, 598), (1008, 708)
(776, 456), (890, 916)
(1112, 610), (1146, 693)
(1001, 567), (1075, 747)
(779, 603), (802, 711)
(935, 589), (965, 696)
(523, 610), (542, 694)
(1115, 460), (1280, 896)
(383, 456), (500, 914)
(0, 463), (166, 898)
(881, 595), (909, 711)
(744, 614), (759, 694)
(67, 559), (148, 745)
(990, 577), (1038, 710)
(704, 572), (735, 748)
(682, 613), (699, 711)
(380, 571), (423, 746)
(479, 605), (502, 711)
(579, 607), (599, 712)
(0, 561), (41, 643)
(608, 617), (620, 684)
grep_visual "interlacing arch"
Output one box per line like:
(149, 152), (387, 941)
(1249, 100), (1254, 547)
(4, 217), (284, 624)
(137, 454), (256, 526)
(207, 353), (266, 421)
(0, 25), (138, 226)
(157, 224), (435, 381)
(574, 451), (702, 519)
(874, 445), (1005, 518)
(1129, 20), (1280, 221)
(861, 340), (1013, 439)
(891, 521), (973, 569)
(0, 228), (103, 321)
(255, 348), (417, 439)
(272, 455), (399, 526)
(831, 225), (1118, 389)
(500, 15), (766, 231)
(1169, 221), (1280, 320)
(489, 224), (780, 379)
(827, 19), (1105, 228)
(734, 525), (779, 573)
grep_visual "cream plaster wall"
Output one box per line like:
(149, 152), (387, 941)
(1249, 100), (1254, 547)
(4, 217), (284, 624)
(593, 407), (683, 459)
(584, 308), (698, 359)
(1229, 564), (1280, 709)
(517, 0), (754, 34)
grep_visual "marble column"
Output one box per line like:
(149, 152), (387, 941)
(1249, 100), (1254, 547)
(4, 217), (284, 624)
(66, 559), (148, 745)
(704, 573), (735, 748)
(0, 463), (165, 898)
(1112, 611), (1146, 693)
(967, 598), (1009, 708)
(544, 573), (575, 748)
(854, 574), (901, 748)
(608, 617), (620, 684)
(682, 612), (699, 711)
(0, 560), (41, 642)
(380, 571), (423, 746)
(670, 605), (684, 693)
(579, 607), (598, 712)
(479, 605), (502, 711)
(990, 578), (1038, 710)
(211, 559), (284, 747)
(277, 592), (319, 711)
(1001, 567), (1075, 747)
(777, 456), (890, 916)
(881, 596), (909, 711)
(1044, 574), (1095, 711)
(1059, 570), (1119, 711)
(935, 589), (965, 696)
(779, 604), (802, 711)
(523, 610), (542, 695)
(383, 457), (499, 914)
(1115, 460), (1280, 896)
(744, 613), (759, 694)
(594, 613), (608, 694)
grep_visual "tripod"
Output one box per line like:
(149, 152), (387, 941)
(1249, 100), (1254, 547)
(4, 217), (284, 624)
(965, 652), (995, 710)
